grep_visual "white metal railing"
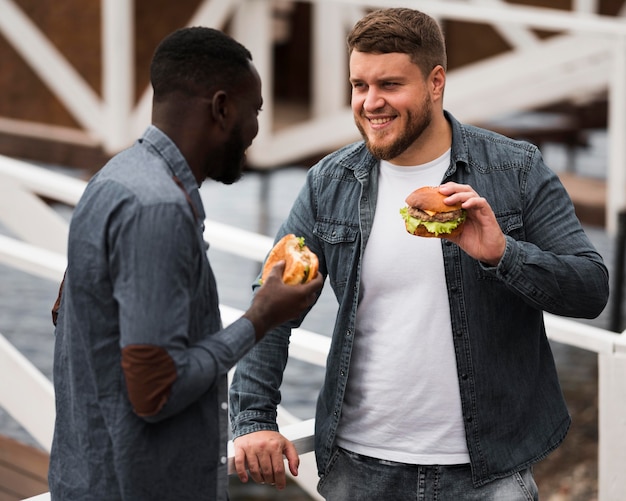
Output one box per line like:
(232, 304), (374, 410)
(2, 156), (626, 501)
(0, 153), (327, 500)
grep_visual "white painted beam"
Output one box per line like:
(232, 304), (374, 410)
(598, 343), (626, 500)
(0, 235), (66, 282)
(0, 178), (69, 254)
(101, 0), (134, 153)
(0, 154), (86, 206)
(0, 333), (55, 452)
(313, 2), (349, 118)
(606, 36), (626, 235)
(0, 0), (104, 137)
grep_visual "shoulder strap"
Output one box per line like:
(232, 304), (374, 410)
(172, 175), (200, 222)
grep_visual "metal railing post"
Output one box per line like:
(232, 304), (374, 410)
(609, 210), (626, 332)
(598, 337), (626, 500)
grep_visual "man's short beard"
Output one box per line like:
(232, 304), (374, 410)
(357, 98), (432, 161)
(213, 124), (246, 185)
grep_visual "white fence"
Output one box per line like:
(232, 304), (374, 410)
(1, 155), (626, 500)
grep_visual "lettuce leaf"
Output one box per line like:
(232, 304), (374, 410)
(399, 206), (465, 236)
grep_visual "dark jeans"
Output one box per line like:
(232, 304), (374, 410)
(317, 447), (539, 501)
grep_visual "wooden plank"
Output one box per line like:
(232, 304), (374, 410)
(0, 435), (48, 500)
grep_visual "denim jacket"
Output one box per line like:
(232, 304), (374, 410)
(230, 111), (609, 487)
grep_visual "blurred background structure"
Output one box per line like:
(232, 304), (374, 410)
(1, 0), (626, 228)
(2, 1), (626, 500)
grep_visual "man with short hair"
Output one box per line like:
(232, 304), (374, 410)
(230, 8), (609, 500)
(49, 26), (322, 501)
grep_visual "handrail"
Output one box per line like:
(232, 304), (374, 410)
(16, 313), (626, 501)
(3, 165), (626, 501)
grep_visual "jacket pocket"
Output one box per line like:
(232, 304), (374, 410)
(314, 220), (359, 291)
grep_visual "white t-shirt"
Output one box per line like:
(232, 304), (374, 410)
(336, 150), (470, 465)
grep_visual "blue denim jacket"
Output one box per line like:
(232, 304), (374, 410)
(50, 126), (256, 500)
(230, 111), (609, 486)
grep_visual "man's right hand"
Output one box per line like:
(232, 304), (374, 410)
(244, 261), (323, 341)
(233, 430), (300, 490)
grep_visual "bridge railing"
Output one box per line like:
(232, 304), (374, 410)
(2, 155), (626, 501)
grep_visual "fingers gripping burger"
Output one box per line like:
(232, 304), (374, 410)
(400, 186), (466, 238)
(261, 234), (319, 285)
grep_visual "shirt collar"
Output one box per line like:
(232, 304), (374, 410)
(140, 125), (206, 221)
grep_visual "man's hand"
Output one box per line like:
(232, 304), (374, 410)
(438, 182), (506, 266)
(244, 261), (323, 341)
(233, 431), (300, 490)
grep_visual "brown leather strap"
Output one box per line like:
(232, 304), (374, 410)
(172, 175), (200, 222)
(51, 271), (65, 326)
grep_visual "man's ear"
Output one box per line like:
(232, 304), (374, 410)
(211, 90), (229, 129)
(429, 65), (446, 101)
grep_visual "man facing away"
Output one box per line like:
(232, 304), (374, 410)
(48, 26), (322, 501)
(229, 8), (609, 501)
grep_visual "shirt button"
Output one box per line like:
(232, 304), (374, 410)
(461, 373), (469, 380)
(221, 401), (228, 410)
(220, 456), (227, 464)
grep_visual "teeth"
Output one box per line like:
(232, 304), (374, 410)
(370, 117), (391, 125)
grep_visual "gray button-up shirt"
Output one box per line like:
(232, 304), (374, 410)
(49, 125), (256, 500)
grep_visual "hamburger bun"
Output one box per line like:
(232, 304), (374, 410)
(405, 186), (463, 213)
(400, 186), (466, 238)
(261, 234), (319, 285)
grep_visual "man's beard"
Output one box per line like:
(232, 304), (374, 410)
(356, 98), (432, 161)
(214, 124), (246, 185)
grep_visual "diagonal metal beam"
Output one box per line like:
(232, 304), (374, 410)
(0, 0), (104, 137)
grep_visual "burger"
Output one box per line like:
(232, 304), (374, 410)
(400, 186), (466, 238)
(261, 234), (319, 285)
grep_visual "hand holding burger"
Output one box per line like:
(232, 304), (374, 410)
(400, 185), (466, 238)
(261, 234), (319, 285)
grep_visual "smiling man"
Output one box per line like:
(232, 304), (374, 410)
(229, 8), (609, 500)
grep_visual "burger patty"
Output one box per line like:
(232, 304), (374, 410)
(407, 207), (464, 223)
